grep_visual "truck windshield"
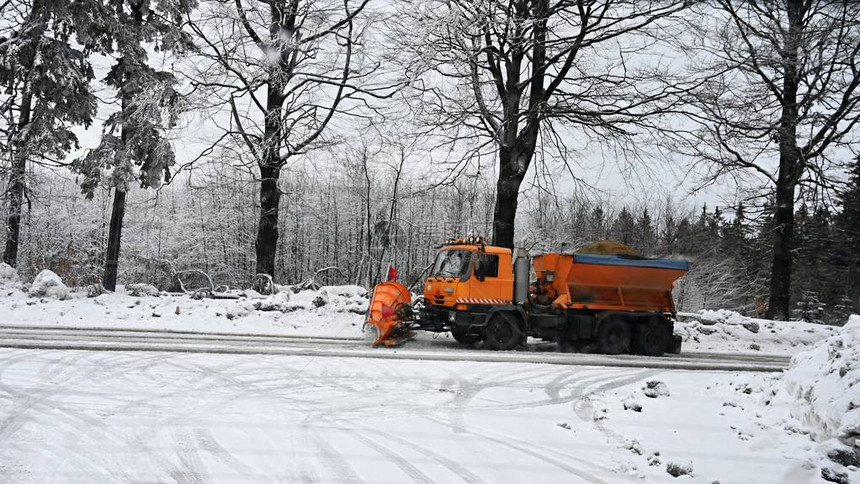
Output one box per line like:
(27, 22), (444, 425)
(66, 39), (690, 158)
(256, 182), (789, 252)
(431, 250), (473, 279)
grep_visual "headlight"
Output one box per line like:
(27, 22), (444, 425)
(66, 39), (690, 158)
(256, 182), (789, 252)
(448, 312), (457, 322)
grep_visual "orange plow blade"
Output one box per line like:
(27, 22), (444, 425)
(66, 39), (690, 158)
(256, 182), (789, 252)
(366, 281), (413, 347)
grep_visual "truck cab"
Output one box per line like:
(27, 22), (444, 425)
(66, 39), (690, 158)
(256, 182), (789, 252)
(423, 242), (514, 308)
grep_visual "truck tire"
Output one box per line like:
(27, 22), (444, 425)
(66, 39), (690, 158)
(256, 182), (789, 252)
(632, 318), (671, 356)
(451, 329), (482, 346)
(483, 313), (522, 351)
(597, 318), (631, 354)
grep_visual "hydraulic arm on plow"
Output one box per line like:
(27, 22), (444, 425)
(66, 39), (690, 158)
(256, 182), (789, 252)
(365, 237), (689, 356)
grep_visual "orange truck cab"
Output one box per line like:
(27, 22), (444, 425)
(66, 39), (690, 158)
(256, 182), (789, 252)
(413, 238), (689, 355)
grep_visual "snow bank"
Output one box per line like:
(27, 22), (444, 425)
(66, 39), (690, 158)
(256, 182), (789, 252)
(27, 270), (70, 300)
(0, 280), (369, 338)
(231, 286), (368, 316)
(675, 309), (839, 355)
(782, 315), (860, 446)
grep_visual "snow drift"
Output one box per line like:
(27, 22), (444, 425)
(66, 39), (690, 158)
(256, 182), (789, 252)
(782, 314), (860, 446)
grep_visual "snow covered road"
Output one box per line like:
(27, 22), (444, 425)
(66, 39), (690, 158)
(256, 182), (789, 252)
(0, 325), (791, 372)
(0, 348), (820, 483)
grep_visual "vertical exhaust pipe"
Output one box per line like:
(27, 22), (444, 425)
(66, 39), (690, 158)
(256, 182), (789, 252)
(513, 248), (530, 304)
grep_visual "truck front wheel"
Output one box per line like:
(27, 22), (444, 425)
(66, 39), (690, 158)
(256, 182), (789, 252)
(483, 313), (522, 351)
(597, 318), (631, 354)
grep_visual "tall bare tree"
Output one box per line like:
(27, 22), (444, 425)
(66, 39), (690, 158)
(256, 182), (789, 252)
(668, 0), (860, 319)
(183, 0), (385, 279)
(394, 0), (688, 248)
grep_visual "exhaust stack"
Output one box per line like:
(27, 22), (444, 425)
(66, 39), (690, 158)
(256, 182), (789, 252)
(513, 248), (530, 304)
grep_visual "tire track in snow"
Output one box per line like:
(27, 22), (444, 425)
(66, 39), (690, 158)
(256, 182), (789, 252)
(0, 350), (146, 482)
(351, 425), (487, 484)
(346, 429), (436, 484)
(194, 427), (275, 483)
(309, 433), (365, 483)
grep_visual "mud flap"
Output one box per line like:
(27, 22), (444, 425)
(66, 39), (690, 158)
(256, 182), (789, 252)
(670, 334), (683, 354)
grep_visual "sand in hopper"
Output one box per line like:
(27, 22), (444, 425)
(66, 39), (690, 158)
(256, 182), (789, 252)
(575, 239), (642, 256)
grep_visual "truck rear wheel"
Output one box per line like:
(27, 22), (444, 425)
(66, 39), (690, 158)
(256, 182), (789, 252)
(451, 329), (482, 346)
(632, 318), (671, 356)
(483, 313), (522, 351)
(597, 318), (631, 354)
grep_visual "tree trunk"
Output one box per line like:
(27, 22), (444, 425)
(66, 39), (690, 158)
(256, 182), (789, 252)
(3, 148), (28, 266)
(255, 165), (281, 277)
(766, 0), (803, 321)
(2, 92), (33, 267)
(766, 184), (794, 320)
(492, 147), (526, 249)
(103, 188), (126, 291)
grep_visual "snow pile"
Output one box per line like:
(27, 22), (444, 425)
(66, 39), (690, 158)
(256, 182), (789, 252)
(229, 285), (368, 318)
(0, 262), (18, 282)
(27, 270), (70, 300)
(126, 283), (160, 297)
(782, 315), (860, 446)
(675, 309), (839, 355)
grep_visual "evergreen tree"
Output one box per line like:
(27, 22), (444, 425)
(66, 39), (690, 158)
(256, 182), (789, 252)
(0, 0), (102, 266)
(636, 208), (656, 255)
(836, 155), (860, 315)
(73, 0), (193, 290)
(610, 207), (637, 247)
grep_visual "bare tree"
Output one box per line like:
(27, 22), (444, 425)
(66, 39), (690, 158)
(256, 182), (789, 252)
(667, 0), (860, 319)
(182, 0), (388, 279)
(393, 0), (688, 248)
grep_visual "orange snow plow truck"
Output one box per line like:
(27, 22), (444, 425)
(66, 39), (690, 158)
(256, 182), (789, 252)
(366, 238), (689, 356)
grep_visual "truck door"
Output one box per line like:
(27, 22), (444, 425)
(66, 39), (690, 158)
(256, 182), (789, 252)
(469, 253), (502, 302)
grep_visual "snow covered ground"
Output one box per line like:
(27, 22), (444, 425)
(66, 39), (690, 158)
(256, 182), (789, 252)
(0, 347), (849, 484)
(0, 267), (841, 356)
(0, 268), (857, 482)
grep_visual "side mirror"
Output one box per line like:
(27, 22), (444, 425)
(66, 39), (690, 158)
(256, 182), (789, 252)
(474, 264), (485, 281)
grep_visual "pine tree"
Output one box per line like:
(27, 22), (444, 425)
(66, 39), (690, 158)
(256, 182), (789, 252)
(72, 0), (192, 290)
(610, 207), (637, 247)
(636, 208), (656, 254)
(835, 155), (860, 315)
(0, 0), (101, 266)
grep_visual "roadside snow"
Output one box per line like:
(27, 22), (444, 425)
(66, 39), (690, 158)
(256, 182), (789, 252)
(0, 271), (841, 355)
(596, 316), (860, 484)
(676, 309), (839, 355)
(0, 277), (368, 338)
(783, 315), (860, 445)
